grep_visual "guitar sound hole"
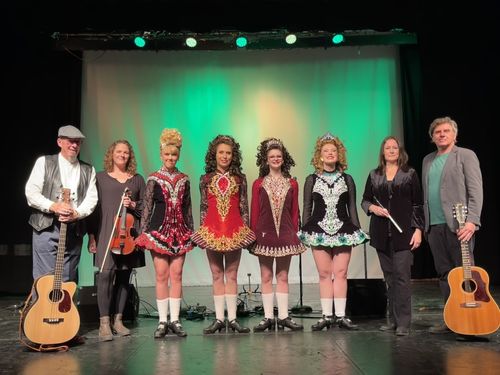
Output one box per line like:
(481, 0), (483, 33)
(462, 279), (477, 294)
(49, 289), (64, 303)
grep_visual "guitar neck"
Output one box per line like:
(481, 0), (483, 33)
(54, 222), (67, 291)
(459, 223), (472, 280)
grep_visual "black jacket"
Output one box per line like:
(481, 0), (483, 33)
(361, 167), (424, 252)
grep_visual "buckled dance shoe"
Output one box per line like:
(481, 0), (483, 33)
(154, 321), (168, 339)
(336, 316), (359, 330)
(311, 315), (334, 331)
(168, 320), (187, 337)
(203, 319), (226, 334)
(277, 317), (304, 331)
(228, 319), (250, 333)
(253, 318), (276, 332)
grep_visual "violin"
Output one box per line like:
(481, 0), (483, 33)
(110, 188), (137, 255)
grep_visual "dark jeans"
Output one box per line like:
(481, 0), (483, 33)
(427, 223), (475, 302)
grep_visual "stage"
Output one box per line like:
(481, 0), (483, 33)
(3, 280), (500, 374)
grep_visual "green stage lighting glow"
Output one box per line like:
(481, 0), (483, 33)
(236, 36), (248, 48)
(134, 36), (146, 48)
(332, 34), (344, 45)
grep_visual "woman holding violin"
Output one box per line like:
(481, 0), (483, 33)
(135, 129), (194, 338)
(88, 140), (146, 342)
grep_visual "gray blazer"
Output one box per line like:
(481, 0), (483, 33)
(422, 145), (482, 233)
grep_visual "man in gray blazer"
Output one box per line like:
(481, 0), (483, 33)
(422, 116), (483, 334)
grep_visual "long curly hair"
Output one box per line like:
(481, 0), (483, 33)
(103, 140), (137, 174)
(311, 134), (347, 173)
(375, 136), (409, 174)
(204, 135), (243, 176)
(256, 138), (295, 178)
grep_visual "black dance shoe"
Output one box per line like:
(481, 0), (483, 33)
(336, 316), (359, 330)
(277, 317), (304, 331)
(154, 321), (168, 339)
(203, 319), (226, 334)
(168, 320), (187, 337)
(253, 318), (276, 332)
(311, 315), (334, 331)
(228, 319), (250, 333)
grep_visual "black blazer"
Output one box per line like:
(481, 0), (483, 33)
(361, 167), (424, 252)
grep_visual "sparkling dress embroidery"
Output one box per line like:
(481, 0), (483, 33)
(298, 172), (368, 247)
(191, 173), (256, 252)
(135, 169), (194, 256)
(262, 176), (289, 237)
(209, 173), (238, 221)
(315, 173), (344, 235)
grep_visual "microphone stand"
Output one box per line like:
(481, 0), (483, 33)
(291, 253), (312, 314)
(292, 211), (312, 314)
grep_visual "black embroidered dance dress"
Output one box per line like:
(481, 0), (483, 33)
(298, 172), (368, 247)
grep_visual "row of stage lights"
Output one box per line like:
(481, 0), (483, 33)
(133, 33), (345, 49)
(51, 30), (415, 51)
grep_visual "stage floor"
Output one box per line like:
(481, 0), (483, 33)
(2, 280), (500, 374)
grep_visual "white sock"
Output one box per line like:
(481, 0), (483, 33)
(225, 294), (237, 321)
(334, 298), (347, 317)
(169, 298), (181, 322)
(321, 298), (334, 317)
(157, 298), (169, 323)
(214, 295), (225, 321)
(261, 293), (274, 319)
(275, 292), (289, 320)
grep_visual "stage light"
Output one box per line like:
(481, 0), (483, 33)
(185, 37), (197, 48)
(236, 36), (248, 48)
(134, 36), (146, 48)
(332, 33), (344, 45)
(285, 34), (297, 45)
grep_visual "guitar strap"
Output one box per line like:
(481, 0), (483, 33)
(18, 287), (70, 352)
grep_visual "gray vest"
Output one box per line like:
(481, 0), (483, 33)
(28, 154), (93, 234)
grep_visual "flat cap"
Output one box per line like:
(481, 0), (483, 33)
(58, 125), (86, 139)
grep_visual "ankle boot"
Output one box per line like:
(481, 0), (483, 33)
(99, 316), (113, 342)
(113, 313), (131, 336)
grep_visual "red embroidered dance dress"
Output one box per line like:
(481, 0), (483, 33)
(135, 168), (194, 256)
(250, 176), (306, 257)
(191, 172), (256, 252)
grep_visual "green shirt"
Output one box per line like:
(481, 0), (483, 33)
(428, 153), (449, 225)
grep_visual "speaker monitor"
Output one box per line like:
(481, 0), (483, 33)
(346, 279), (387, 318)
(76, 284), (139, 323)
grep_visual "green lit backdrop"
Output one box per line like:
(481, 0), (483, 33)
(80, 46), (403, 286)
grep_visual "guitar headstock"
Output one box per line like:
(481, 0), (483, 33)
(453, 203), (468, 226)
(60, 188), (71, 204)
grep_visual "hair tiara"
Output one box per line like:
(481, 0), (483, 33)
(320, 132), (336, 141)
(265, 138), (282, 150)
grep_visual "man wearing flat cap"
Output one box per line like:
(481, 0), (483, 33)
(25, 124), (98, 283)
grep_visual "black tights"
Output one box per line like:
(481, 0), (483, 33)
(97, 269), (131, 318)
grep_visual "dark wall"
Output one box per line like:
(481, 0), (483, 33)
(4, 2), (499, 286)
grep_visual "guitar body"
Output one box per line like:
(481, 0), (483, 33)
(444, 266), (500, 335)
(23, 274), (80, 345)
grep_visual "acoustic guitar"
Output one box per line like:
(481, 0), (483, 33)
(443, 203), (500, 335)
(22, 188), (81, 345)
